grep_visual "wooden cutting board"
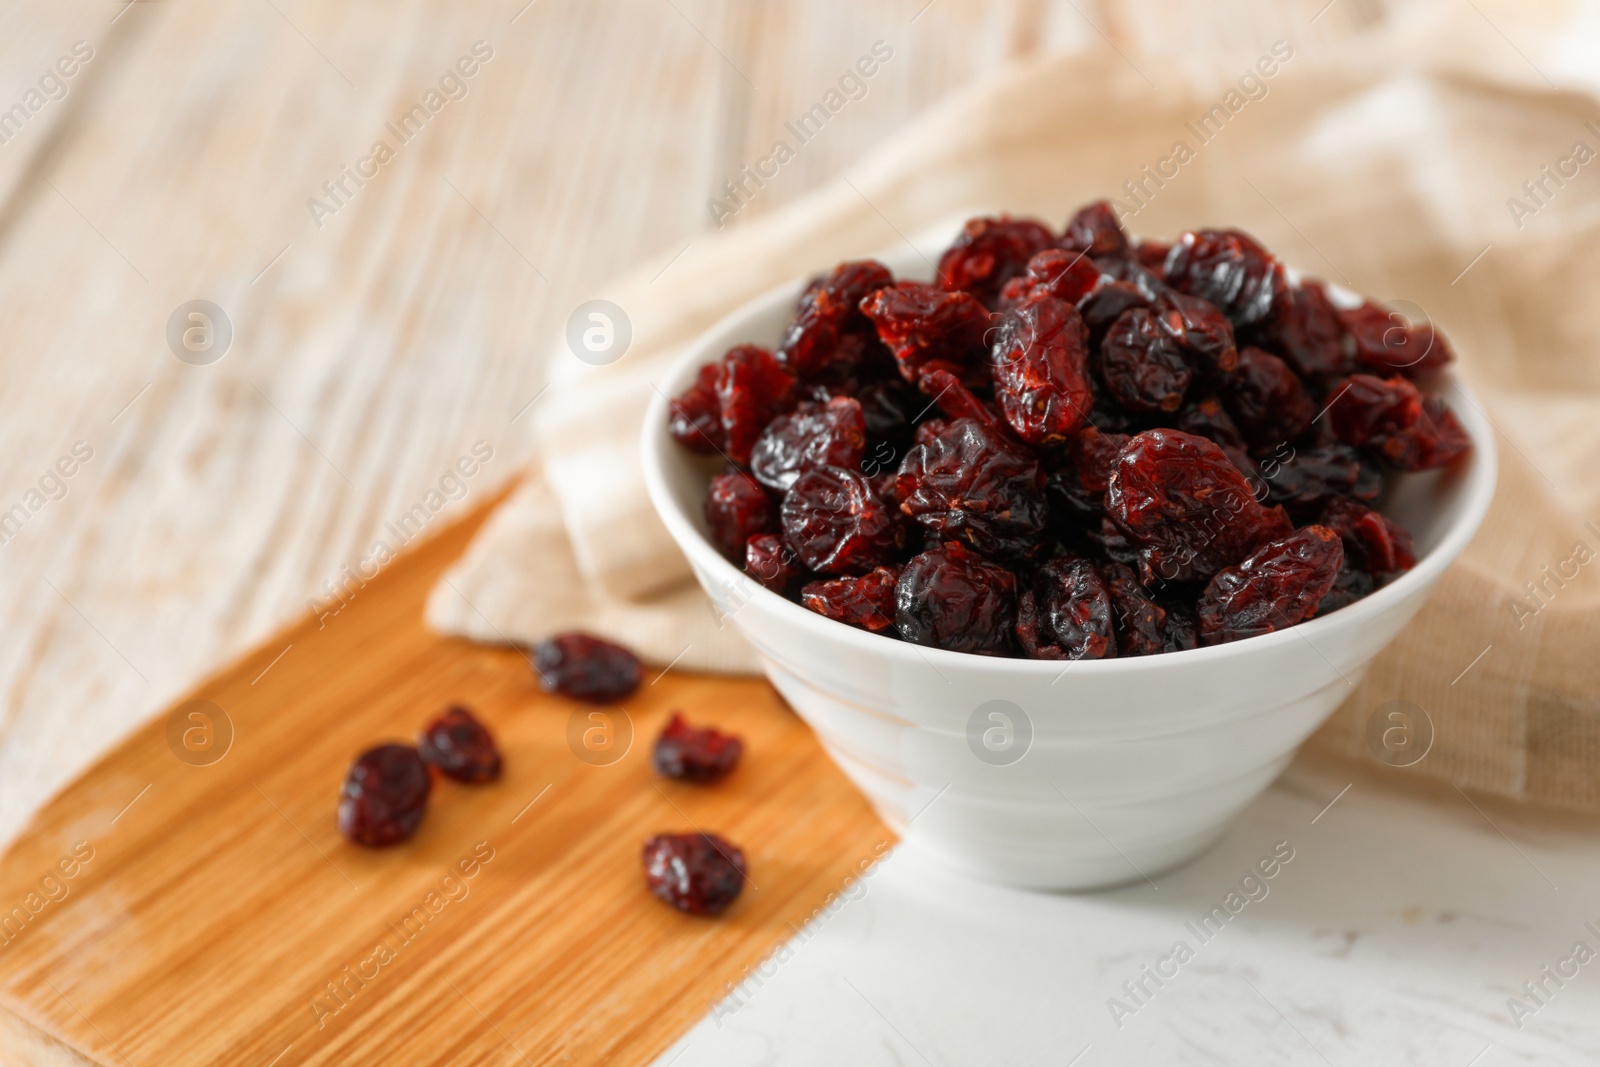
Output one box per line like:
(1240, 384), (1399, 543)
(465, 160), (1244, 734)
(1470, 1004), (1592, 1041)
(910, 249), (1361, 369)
(0, 493), (890, 1066)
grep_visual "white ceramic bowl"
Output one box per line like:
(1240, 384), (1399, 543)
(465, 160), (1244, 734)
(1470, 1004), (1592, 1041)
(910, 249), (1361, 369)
(641, 250), (1498, 890)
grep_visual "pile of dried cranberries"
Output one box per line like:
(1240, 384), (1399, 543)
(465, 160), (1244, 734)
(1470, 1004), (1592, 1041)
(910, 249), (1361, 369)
(669, 202), (1472, 654)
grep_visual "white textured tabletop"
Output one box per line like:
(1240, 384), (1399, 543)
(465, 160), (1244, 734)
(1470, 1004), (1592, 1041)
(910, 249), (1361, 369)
(658, 762), (1600, 1066)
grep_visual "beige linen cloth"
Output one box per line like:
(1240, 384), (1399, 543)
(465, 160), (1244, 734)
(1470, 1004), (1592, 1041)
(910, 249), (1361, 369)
(428, 17), (1600, 810)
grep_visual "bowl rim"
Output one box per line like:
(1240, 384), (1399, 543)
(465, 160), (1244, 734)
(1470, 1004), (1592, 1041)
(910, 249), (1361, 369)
(641, 247), (1500, 677)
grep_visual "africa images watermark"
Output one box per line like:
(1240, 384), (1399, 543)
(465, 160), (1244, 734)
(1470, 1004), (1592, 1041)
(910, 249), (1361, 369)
(0, 441), (95, 547)
(1110, 40), (1295, 221)
(1506, 519), (1600, 630)
(707, 40), (895, 229)
(710, 839), (894, 1026)
(308, 441), (494, 627)
(0, 40), (95, 148)
(309, 840), (495, 1029)
(1506, 121), (1600, 230)
(1106, 840), (1297, 1029)
(1506, 920), (1600, 1030)
(306, 40), (495, 229)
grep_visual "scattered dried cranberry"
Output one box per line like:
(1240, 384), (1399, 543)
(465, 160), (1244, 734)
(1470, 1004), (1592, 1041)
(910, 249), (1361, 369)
(715, 345), (796, 465)
(1165, 228), (1286, 328)
(642, 832), (746, 916)
(1198, 526), (1344, 644)
(989, 293), (1094, 443)
(1061, 200), (1131, 259)
(417, 706), (502, 784)
(1106, 429), (1291, 582)
(780, 466), (897, 575)
(652, 712), (744, 783)
(801, 566), (900, 631)
(534, 632), (642, 703)
(777, 260), (894, 378)
(897, 418), (1047, 559)
(1340, 301), (1452, 378)
(937, 215), (1056, 308)
(337, 744), (432, 847)
(704, 471), (773, 560)
(745, 533), (801, 593)
(861, 283), (992, 382)
(895, 543), (1017, 655)
(667, 362), (726, 455)
(1016, 555), (1116, 660)
(1326, 374), (1472, 471)
(750, 396), (867, 491)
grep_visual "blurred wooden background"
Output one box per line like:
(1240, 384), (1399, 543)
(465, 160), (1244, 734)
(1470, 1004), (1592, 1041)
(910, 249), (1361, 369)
(0, 0), (1381, 848)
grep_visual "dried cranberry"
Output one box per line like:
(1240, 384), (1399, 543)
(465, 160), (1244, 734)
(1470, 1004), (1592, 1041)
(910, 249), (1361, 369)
(1319, 497), (1416, 577)
(1261, 280), (1352, 381)
(704, 471), (774, 559)
(780, 466), (897, 575)
(937, 215), (1057, 308)
(534, 632), (642, 703)
(1069, 427), (1131, 493)
(1161, 600), (1199, 652)
(1340, 301), (1452, 378)
(895, 543), (1017, 655)
(642, 832), (746, 916)
(1134, 240), (1171, 278)
(1100, 306), (1193, 413)
(667, 363), (726, 455)
(337, 744), (431, 847)
(1176, 395), (1248, 451)
(856, 377), (921, 451)
(1015, 555), (1116, 660)
(800, 566), (901, 631)
(915, 419), (947, 447)
(1221, 346), (1315, 453)
(715, 345), (796, 465)
(750, 397), (867, 491)
(417, 706), (502, 784)
(1106, 429), (1292, 582)
(777, 260), (895, 378)
(1077, 277), (1151, 336)
(1197, 526), (1345, 645)
(914, 366), (1009, 438)
(652, 712), (744, 783)
(1061, 201), (1131, 259)
(1102, 562), (1168, 657)
(861, 283), (992, 382)
(1164, 229), (1287, 328)
(989, 293), (1094, 443)
(896, 418), (1047, 558)
(1325, 374), (1472, 471)
(1316, 564), (1375, 615)
(1260, 443), (1381, 511)
(1003, 247), (1103, 308)
(1149, 291), (1238, 378)
(745, 533), (801, 593)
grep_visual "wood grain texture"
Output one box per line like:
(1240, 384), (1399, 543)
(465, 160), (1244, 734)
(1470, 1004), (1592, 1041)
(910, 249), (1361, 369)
(0, 0), (1111, 855)
(0, 492), (891, 1066)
